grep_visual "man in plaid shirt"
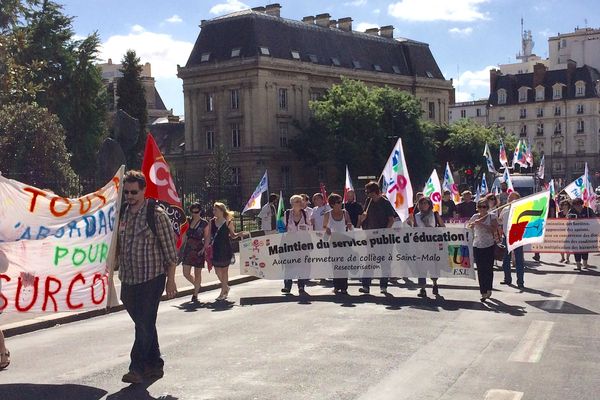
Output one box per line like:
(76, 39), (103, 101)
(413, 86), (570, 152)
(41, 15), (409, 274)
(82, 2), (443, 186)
(117, 170), (178, 384)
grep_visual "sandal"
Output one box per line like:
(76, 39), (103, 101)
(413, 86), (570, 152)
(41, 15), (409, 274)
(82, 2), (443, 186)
(0, 349), (10, 370)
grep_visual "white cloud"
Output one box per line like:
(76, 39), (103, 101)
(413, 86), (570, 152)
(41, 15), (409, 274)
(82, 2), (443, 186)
(100, 26), (194, 79)
(449, 27), (473, 36)
(388, 0), (490, 22)
(356, 22), (379, 33)
(451, 65), (495, 101)
(165, 15), (183, 24)
(539, 28), (553, 38)
(209, 0), (249, 15)
(373, 8), (381, 14)
(344, 0), (367, 6)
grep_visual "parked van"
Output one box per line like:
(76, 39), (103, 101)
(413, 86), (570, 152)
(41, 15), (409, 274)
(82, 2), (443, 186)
(491, 174), (537, 196)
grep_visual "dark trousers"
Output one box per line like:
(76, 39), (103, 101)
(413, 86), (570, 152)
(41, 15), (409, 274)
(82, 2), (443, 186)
(502, 237), (524, 285)
(474, 246), (495, 295)
(333, 278), (348, 290)
(418, 277), (438, 287)
(121, 274), (166, 374)
(284, 279), (308, 289)
(361, 278), (388, 289)
(574, 253), (589, 262)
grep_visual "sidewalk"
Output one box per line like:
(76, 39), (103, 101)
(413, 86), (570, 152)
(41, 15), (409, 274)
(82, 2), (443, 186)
(1, 257), (257, 338)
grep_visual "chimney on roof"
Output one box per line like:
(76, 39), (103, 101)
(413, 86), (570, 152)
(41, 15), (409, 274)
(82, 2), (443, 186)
(302, 15), (315, 25)
(490, 69), (500, 93)
(566, 59), (577, 87)
(337, 17), (352, 31)
(365, 27), (379, 36)
(251, 6), (266, 13)
(379, 25), (394, 38)
(315, 13), (331, 28)
(329, 19), (337, 28)
(533, 63), (547, 87)
(265, 3), (281, 17)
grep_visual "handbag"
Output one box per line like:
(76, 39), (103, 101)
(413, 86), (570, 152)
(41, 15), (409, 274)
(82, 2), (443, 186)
(493, 242), (506, 261)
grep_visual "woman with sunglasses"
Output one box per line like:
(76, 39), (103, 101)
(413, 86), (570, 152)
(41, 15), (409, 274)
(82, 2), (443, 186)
(180, 203), (211, 303)
(467, 199), (499, 301)
(323, 193), (353, 294)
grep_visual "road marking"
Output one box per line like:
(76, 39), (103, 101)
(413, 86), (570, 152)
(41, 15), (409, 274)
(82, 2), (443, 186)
(559, 274), (577, 284)
(509, 320), (554, 363)
(484, 389), (524, 400)
(542, 289), (570, 311)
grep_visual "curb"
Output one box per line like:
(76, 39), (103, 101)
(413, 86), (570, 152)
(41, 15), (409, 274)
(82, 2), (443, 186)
(3, 275), (258, 338)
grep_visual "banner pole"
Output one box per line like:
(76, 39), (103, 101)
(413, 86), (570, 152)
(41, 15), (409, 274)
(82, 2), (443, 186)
(106, 165), (126, 310)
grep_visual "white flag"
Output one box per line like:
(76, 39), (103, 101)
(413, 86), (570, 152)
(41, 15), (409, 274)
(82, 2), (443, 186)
(422, 169), (442, 213)
(537, 155), (545, 180)
(343, 165), (354, 203)
(382, 138), (413, 221)
(242, 170), (268, 214)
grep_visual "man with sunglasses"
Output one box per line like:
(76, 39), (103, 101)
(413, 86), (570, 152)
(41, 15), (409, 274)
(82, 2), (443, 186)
(118, 170), (178, 384)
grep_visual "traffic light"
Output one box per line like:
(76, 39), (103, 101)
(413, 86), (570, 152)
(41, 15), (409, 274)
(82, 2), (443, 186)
(464, 168), (474, 188)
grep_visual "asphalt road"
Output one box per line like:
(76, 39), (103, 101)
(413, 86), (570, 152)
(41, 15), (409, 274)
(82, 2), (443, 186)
(1, 252), (599, 400)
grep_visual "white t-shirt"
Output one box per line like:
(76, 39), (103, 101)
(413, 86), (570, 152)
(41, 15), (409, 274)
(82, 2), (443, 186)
(325, 210), (350, 232)
(257, 202), (276, 231)
(468, 213), (497, 248)
(311, 205), (331, 231)
(286, 209), (312, 232)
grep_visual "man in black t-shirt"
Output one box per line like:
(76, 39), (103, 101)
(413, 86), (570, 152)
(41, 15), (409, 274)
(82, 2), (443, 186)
(456, 190), (477, 219)
(358, 182), (395, 294)
(343, 189), (364, 228)
(441, 190), (457, 221)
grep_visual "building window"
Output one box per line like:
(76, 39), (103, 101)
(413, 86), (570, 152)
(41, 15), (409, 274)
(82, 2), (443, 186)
(520, 108), (527, 119)
(205, 93), (214, 112)
(498, 89), (507, 104)
(278, 88), (288, 110)
(331, 57), (341, 66)
(554, 140), (562, 153)
(281, 166), (291, 188)
(554, 105), (561, 116)
(231, 167), (241, 185)
(577, 140), (585, 152)
(231, 48), (241, 58)
(200, 52), (210, 62)
(476, 108), (481, 117)
(520, 125), (527, 137)
(230, 89), (240, 110)
(460, 109), (466, 118)
(553, 86), (562, 100)
(206, 127), (214, 151)
(373, 64), (382, 72)
(537, 123), (544, 136)
(577, 120), (584, 133)
(310, 91), (323, 102)
(231, 123), (241, 148)
(279, 122), (288, 148)
(426, 71), (434, 78)
(554, 121), (562, 134)
(428, 102), (435, 119)
(352, 60), (361, 69)
(291, 50), (300, 60)
(518, 87), (528, 103)
(577, 104), (584, 114)
(259, 46), (270, 56)
(576, 81), (585, 97)
(536, 86), (545, 101)
(308, 54), (318, 63)
(536, 107), (544, 117)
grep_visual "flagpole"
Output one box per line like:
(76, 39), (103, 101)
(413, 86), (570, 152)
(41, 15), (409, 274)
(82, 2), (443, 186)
(106, 165), (125, 310)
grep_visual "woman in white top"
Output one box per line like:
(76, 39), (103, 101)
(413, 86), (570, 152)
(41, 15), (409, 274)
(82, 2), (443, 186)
(310, 192), (331, 232)
(467, 199), (499, 302)
(323, 193), (353, 294)
(282, 195), (312, 295)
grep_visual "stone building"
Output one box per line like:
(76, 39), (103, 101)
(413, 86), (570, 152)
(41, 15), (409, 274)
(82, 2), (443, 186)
(449, 99), (489, 125)
(176, 3), (454, 202)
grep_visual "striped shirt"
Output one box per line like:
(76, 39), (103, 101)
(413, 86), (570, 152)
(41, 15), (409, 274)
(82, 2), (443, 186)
(117, 200), (177, 285)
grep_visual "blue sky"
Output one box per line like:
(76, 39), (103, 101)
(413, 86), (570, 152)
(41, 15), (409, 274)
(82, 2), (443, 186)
(60, 0), (600, 116)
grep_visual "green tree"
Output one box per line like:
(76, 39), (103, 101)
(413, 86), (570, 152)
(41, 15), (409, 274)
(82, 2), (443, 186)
(206, 145), (233, 202)
(117, 49), (147, 168)
(291, 78), (435, 185)
(0, 103), (77, 194)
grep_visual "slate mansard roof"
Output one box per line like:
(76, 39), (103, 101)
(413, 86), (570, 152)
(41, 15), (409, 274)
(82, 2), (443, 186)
(185, 10), (445, 80)
(489, 65), (600, 106)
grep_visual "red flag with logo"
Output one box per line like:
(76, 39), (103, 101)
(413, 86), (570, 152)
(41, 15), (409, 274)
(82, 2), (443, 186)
(141, 133), (188, 249)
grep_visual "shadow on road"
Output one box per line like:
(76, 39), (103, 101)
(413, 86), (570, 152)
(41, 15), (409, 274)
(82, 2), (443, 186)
(106, 381), (178, 400)
(239, 294), (526, 316)
(0, 384), (107, 400)
(525, 300), (598, 315)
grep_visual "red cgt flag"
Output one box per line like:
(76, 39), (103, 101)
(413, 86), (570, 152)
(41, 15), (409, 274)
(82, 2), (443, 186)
(141, 133), (188, 249)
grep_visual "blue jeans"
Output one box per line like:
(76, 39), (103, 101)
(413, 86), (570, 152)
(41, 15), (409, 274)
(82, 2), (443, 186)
(121, 274), (166, 374)
(502, 238), (524, 285)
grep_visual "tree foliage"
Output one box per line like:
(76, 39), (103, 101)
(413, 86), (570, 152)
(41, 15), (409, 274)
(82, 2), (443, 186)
(0, 103), (77, 194)
(290, 78), (436, 185)
(117, 49), (147, 168)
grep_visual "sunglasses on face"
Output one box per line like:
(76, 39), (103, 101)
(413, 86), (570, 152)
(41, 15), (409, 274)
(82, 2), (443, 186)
(124, 190), (139, 195)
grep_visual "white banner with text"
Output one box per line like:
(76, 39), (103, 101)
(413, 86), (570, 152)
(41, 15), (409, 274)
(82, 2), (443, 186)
(530, 218), (600, 253)
(240, 228), (475, 279)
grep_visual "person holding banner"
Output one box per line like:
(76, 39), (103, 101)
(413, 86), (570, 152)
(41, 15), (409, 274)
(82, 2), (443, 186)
(258, 193), (279, 233)
(359, 182), (395, 294)
(210, 202), (248, 300)
(180, 203), (211, 303)
(467, 199), (499, 302)
(0, 330), (8, 370)
(344, 189), (364, 228)
(311, 193), (331, 232)
(323, 193), (354, 294)
(557, 199), (571, 264)
(118, 170), (178, 384)
(282, 195), (312, 294)
(499, 192), (525, 288)
(568, 198), (595, 270)
(412, 197), (444, 297)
